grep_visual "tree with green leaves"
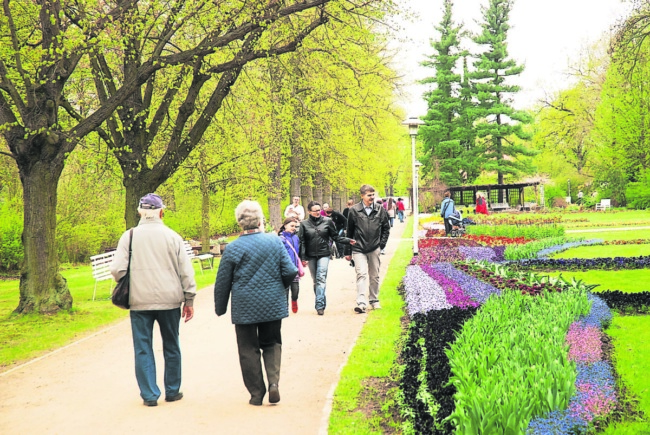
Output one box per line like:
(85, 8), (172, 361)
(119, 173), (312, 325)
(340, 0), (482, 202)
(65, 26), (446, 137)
(470, 0), (535, 189)
(419, 0), (469, 185)
(0, 0), (379, 314)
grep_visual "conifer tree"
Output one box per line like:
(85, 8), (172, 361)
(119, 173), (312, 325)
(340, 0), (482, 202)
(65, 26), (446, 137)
(471, 0), (535, 188)
(419, 0), (468, 185)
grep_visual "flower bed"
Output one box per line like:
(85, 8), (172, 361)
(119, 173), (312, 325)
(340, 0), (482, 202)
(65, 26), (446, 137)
(465, 234), (530, 246)
(418, 238), (480, 248)
(599, 239), (650, 245)
(527, 295), (615, 433)
(596, 290), (650, 314)
(503, 237), (589, 261)
(509, 256), (650, 272)
(446, 287), (591, 434)
(467, 223), (565, 239)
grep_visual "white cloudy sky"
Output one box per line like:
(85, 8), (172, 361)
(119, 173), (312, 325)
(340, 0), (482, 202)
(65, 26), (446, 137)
(389, 0), (632, 116)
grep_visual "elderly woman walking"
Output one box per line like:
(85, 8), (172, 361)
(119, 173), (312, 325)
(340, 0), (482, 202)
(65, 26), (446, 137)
(214, 200), (298, 406)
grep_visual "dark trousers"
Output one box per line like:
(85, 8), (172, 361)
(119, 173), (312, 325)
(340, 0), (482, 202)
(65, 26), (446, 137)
(235, 320), (283, 402)
(444, 218), (453, 236)
(287, 282), (299, 301)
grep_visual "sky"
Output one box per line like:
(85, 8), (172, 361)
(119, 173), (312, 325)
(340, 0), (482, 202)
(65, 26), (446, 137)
(390, 0), (632, 117)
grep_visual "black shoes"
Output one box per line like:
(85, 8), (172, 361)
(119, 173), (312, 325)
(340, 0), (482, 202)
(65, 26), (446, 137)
(269, 384), (280, 404)
(249, 397), (263, 406)
(317, 309), (324, 315)
(143, 400), (158, 407)
(165, 392), (183, 402)
(354, 304), (367, 314)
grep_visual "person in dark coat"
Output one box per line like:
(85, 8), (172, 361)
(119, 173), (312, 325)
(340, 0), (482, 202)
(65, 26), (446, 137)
(344, 184), (391, 313)
(342, 199), (354, 220)
(325, 206), (347, 259)
(298, 201), (355, 315)
(214, 200), (298, 406)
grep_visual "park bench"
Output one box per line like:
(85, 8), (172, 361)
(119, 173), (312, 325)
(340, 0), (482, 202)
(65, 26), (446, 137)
(595, 199), (611, 211)
(183, 241), (214, 273)
(90, 251), (116, 301)
(490, 202), (511, 212)
(522, 202), (537, 211)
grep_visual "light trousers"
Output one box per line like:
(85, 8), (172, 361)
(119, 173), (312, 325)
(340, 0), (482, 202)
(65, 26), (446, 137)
(352, 247), (381, 306)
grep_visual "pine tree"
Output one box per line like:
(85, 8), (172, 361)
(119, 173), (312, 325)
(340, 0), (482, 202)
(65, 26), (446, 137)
(419, 0), (467, 185)
(471, 0), (535, 189)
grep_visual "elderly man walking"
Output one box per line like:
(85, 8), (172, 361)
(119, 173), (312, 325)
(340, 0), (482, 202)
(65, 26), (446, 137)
(110, 193), (196, 407)
(344, 184), (391, 313)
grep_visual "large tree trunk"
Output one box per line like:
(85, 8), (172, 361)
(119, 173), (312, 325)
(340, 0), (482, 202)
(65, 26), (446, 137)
(314, 172), (323, 204)
(289, 131), (302, 199)
(301, 183), (312, 211)
(15, 161), (72, 314)
(323, 183), (332, 207)
(267, 154), (283, 231)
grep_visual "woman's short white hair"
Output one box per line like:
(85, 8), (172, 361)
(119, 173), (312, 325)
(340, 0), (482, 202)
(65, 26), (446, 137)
(235, 200), (264, 230)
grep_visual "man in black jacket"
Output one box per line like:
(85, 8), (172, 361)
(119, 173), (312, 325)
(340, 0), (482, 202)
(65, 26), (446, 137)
(344, 184), (391, 313)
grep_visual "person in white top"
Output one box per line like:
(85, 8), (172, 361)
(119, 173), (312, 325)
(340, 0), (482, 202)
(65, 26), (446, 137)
(284, 196), (305, 221)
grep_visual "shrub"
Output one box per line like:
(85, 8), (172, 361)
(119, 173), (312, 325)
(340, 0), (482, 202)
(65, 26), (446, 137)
(625, 168), (650, 210)
(0, 199), (23, 272)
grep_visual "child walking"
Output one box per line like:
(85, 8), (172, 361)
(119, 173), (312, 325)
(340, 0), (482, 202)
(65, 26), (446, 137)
(279, 217), (302, 313)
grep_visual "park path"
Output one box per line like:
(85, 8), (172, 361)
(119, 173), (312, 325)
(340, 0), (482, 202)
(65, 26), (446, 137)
(0, 222), (406, 435)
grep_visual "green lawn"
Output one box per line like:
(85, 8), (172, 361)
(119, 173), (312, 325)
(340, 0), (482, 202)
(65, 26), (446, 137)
(566, 229), (650, 241)
(0, 261), (218, 370)
(551, 244), (650, 259)
(329, 223), (413, 434)
(546, 270), (650, 293)
(602, 315), (650, 434)
(561, 210), (650, 227)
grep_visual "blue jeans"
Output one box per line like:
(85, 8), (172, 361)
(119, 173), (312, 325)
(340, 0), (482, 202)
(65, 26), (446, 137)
(130, 308), (182, 401)
(397, 210), (404, 222)
(307, 256), (330, 310)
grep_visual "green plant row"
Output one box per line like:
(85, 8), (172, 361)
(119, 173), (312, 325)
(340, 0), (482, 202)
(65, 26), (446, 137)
(467, 224), (565, 240)
(504, 237), (580, 261)
(445, 286), (591, 434)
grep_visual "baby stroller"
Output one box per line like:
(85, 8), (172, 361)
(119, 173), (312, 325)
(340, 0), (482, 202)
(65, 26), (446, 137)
(448, 210), (466, 238)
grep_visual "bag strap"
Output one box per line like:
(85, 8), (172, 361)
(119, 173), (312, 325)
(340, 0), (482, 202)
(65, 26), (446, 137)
(441, 200), (451, 215)
(126, 228), (133, 272)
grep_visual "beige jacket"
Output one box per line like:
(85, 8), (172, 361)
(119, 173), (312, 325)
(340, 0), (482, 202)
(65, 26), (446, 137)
(110, 217), (196, 310)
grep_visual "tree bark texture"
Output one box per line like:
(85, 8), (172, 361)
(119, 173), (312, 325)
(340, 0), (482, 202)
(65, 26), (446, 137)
(323, 183), (332, 207)
(15, 160), (72, 314)
(301, 183), (312, 211)
(200, 170), (211, 254)
(314, 172), (323, 204)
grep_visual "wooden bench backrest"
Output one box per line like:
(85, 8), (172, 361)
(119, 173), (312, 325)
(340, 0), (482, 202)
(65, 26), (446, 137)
(601, 199), (611, 207)
(90, 251), (115, 282)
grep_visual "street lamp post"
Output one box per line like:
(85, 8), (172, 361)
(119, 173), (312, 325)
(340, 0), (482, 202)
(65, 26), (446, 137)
(402, 117), (425, 255)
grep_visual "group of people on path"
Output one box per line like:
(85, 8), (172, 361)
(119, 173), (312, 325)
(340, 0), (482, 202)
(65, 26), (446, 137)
(109, 184), (396, 409)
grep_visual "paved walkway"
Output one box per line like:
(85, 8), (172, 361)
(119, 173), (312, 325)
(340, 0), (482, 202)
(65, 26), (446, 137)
(0, 223), (406, 435)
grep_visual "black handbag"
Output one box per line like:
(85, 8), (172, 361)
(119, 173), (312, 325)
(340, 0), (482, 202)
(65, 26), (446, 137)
(112, 228), (133, 309)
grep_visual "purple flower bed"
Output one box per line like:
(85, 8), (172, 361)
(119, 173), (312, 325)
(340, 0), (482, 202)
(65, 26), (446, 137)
(493, 245), (506, 262)
(420, 264), (480, 309)
(429, 263), (501, 304)
(458, 246), (497, 262)
(403, 266), (452, 315)
(410, 246), (464, 265)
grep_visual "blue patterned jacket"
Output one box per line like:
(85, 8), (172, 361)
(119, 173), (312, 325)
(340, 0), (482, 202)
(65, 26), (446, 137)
(214, 231), (298, 324)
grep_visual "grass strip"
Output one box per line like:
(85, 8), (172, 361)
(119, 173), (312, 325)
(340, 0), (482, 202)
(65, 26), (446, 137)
(0, 261), (218, 370)
(329, 223), (413, 435)
(602, 315), (650, 433)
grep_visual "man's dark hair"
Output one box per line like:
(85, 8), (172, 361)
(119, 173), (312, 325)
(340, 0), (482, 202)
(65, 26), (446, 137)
(444, 191), (451, 198)
(307, 201), (321, 212)
(360, 184), (375, 195)
(398, 197), (403, 201)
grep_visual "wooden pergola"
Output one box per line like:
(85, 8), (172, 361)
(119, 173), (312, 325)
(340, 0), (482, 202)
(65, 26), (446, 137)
(447, 182), (541, 208)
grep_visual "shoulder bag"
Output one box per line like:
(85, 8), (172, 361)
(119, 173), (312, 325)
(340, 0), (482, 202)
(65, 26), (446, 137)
(112, 228), (133, 309)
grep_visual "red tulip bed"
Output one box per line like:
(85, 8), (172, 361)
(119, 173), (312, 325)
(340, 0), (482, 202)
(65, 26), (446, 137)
(398, 234), (625, 434)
